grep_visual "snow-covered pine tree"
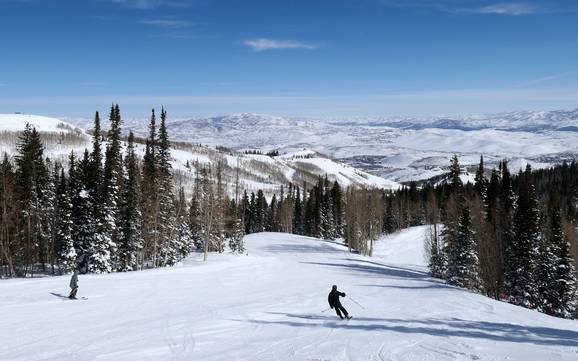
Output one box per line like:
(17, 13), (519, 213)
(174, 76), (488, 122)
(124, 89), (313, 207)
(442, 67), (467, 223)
(550, 208), (578, 317)
(188, 177), (203, 250)
(330, 181), (345, 238)
(118, 132), (143, 271)
(141, 109), (159, 266)
(292, 187), (303, 235)
(40, 159), (58, 273)
(78, 150), (113, 274)
(535, 227), (558, 315)
(446, 205), (481, 289)
(15, 124), (49, 275)
(267, 194), (279, 232)
(54, 167), (76, 273)
(102, 105), (123, 269)
(156, 108), (177, 266)
(426, 223), (446, 278)
(504, 166), (540, 308)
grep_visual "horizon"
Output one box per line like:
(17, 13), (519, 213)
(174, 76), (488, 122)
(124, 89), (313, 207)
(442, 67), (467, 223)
(1, 0), (578, 117)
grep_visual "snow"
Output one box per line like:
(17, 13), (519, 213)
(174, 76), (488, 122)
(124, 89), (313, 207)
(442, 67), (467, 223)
(2, 227), (578, 360)
(64, 110), (578, 182)
(0, 114), (78, 132)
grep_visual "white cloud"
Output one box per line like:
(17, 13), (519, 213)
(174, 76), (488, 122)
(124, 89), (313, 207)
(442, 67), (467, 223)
(139, 18), (192, 28)
(243, 38), (318, 52)
(472, 2), (537, 15)
(109, 0), (189, 9)
(381, 1), (540, 16)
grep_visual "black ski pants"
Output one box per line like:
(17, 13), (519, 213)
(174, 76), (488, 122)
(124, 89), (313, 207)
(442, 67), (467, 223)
(334, 304), (349, 319)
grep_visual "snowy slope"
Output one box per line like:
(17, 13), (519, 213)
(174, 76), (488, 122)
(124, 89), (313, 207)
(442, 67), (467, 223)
(2, 228), (578, 361)
(0, 115), (399, 195)
(66, 109), (578, 183)
(0, 114), (79, 132)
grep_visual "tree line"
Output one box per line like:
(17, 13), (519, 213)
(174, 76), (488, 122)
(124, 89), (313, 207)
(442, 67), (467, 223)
(419, 156), (577, 319)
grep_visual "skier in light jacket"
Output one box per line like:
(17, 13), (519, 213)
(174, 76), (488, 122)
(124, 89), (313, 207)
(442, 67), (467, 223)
(68, 270), (79, 299)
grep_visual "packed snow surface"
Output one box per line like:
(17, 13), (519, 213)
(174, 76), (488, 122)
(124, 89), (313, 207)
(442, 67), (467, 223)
(2, 228), (578, 360)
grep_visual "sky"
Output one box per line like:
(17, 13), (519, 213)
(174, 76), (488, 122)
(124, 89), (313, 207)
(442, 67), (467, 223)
(1, 0), (578, 118)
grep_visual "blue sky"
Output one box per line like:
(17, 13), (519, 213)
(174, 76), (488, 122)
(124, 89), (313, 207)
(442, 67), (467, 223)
(1, 0), (577, 117)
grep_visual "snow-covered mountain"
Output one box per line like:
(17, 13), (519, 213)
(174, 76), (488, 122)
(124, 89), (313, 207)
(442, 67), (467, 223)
(2, 227), (578, 360)
(0, 114), (399, 194)
(66, 109), (578, 183)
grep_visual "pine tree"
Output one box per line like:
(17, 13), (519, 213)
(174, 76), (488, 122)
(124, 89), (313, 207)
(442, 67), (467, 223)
(101, 104), (123, 269)
(474, 155), (487, 198)
(156, 108), (177, 266)
(80, 150), (113, 274)
(446, 205), (481, 289)
(292, 187), (303, 235)
(188, 177), (203, 250)
(0, 153), (19, 277)
(535, 228), (558, 315)
(54, 168), (76, 273)
(504, 167), (540, 307)
(427, 223), (446, 278)
(550, 208), (578, 317)
(330, 181), (344, 238)
(449, 154), (463, 192)
(141, 109), (159, 265)
(15, 124), (49, 274)
(118, 132), (143, 271)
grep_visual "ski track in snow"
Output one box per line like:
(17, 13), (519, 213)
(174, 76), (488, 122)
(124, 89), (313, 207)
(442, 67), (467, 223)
(2, 227), (578, 360)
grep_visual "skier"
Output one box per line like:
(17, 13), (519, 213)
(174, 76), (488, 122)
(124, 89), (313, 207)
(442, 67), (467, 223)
(328, 285), (351, 319)
(68, 269), (79, 299)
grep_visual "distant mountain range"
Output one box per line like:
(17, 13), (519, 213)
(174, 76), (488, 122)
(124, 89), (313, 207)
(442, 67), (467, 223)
(63, 109), (578, 183)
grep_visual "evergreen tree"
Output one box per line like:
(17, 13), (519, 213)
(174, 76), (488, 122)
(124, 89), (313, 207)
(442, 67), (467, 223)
(156, 108), (177, 266)
(102, 104), (123, 269)
(292, 187), (303, 235)
(446, 206), (481, 289)
(189, 182), (203, 250)
(15, 124), (49, 273)
(504, 167), (540, 307)
(535, 228), (558, 315)
(550, 208), (578, 317)
(474, 155), (487, 198)
(54, 168), (76, 273)
(118, 132), (143, 271)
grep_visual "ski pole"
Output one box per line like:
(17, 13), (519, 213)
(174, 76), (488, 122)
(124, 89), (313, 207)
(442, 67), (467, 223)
(348, 296), (365, 310)
(321, 308), (332, 313)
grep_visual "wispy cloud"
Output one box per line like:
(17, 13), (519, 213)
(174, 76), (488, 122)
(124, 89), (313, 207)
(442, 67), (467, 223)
(243, 38), (319, 52)
(139, 18), (192, 28)
(381, 1), (541, 16)
(108, 0), (190, 9)
(518, 71), (578, 87)
(467, 2), (538, 15)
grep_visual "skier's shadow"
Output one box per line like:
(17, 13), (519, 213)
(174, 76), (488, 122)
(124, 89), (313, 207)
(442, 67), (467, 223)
(49, 292), (69, 299)
(266, 312), (390, 322)
(239, 316), (578, 347)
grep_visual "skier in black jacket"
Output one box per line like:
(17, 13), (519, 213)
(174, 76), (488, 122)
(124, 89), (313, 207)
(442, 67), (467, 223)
(328, 285), (351, 319)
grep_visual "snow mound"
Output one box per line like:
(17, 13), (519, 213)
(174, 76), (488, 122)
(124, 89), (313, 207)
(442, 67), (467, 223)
(2, 227), (578, 360)
(0, 114), (80, 133)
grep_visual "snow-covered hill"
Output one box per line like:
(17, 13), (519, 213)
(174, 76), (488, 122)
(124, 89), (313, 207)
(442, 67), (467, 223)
(0, 114), (399, 194)
(2, 228), (578, 360)
(66, 109), (578, 183)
